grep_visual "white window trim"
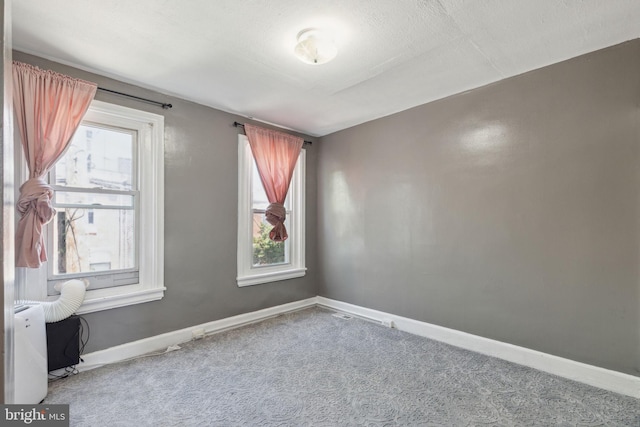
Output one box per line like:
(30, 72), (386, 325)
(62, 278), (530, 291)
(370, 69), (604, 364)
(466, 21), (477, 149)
(15, 100), (165, 313)
(236, 134), (306, 287)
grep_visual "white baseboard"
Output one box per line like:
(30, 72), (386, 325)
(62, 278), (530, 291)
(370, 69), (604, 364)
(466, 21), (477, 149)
(316, 297), (640, 399)
(76, 295), (639, 399)
(78, 297), (317, 371)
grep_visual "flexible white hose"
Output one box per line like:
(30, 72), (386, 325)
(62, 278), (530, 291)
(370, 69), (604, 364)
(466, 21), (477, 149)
(24, 279), (88, 323)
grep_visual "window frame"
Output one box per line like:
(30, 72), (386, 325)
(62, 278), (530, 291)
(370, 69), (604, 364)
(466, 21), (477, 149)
(48, 122), (140, 292)
(15, 100), (165, 313)
(236, 134), (306, 286)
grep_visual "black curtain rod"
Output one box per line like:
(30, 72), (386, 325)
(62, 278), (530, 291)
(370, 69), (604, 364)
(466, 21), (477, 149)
(98, 87), (173, 110)
(234, 121), (312, 146)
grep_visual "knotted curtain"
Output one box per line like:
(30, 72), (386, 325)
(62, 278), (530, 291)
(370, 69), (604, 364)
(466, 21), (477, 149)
(13, 61), (97, 267)
(244, 124), (303, 242)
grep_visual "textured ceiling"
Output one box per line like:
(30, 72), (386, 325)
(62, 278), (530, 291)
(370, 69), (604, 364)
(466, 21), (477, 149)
(11, 0), (640, 137)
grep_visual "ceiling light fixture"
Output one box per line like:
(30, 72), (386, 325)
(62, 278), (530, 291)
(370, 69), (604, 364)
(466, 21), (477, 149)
(294, 28), (337, 65)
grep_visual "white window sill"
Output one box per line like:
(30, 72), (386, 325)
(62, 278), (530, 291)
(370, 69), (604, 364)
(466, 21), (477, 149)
(74, 284), (165, 314)
(237, 268), (307, 287)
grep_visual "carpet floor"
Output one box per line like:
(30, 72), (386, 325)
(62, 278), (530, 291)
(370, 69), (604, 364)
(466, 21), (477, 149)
(45, 307), (640, 426)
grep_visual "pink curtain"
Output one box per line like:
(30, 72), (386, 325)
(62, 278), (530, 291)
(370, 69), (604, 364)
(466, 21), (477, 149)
(245, 124), (303, 242)
(13, 61), (97, 268)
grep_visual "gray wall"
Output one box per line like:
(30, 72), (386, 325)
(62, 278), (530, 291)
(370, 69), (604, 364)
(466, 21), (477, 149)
(13, 51), (319, 353)
(317, 40), (640, 375)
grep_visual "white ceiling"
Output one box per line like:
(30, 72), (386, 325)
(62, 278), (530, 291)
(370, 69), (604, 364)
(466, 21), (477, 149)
(11, 0), (640, 137)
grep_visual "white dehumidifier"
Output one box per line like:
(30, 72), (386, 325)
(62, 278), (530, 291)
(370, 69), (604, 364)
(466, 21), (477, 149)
(14, 304), (48, 404)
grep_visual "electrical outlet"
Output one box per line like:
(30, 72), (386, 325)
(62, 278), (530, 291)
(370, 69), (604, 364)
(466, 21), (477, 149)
(192, 328), (205, 340)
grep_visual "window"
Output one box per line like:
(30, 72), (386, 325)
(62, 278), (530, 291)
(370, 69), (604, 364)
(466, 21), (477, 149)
(17, 100), (165, 313)
(49, 122), (137, 292)
(237, 135), (306, 286)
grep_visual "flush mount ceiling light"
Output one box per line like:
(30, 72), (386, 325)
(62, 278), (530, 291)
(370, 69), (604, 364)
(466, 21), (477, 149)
(294, 28), (337, 65)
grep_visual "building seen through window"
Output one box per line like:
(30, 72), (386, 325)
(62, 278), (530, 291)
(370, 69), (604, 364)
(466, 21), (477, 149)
(51, 124), (136, 282)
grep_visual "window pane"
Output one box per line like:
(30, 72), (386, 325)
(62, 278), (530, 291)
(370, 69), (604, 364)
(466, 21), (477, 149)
(252, 213), (287, 266)
(251, 161), (270, 210)
(54, 191), (134, 208)
(52, 208), (135, 275)
(55, 124), (135, 190)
